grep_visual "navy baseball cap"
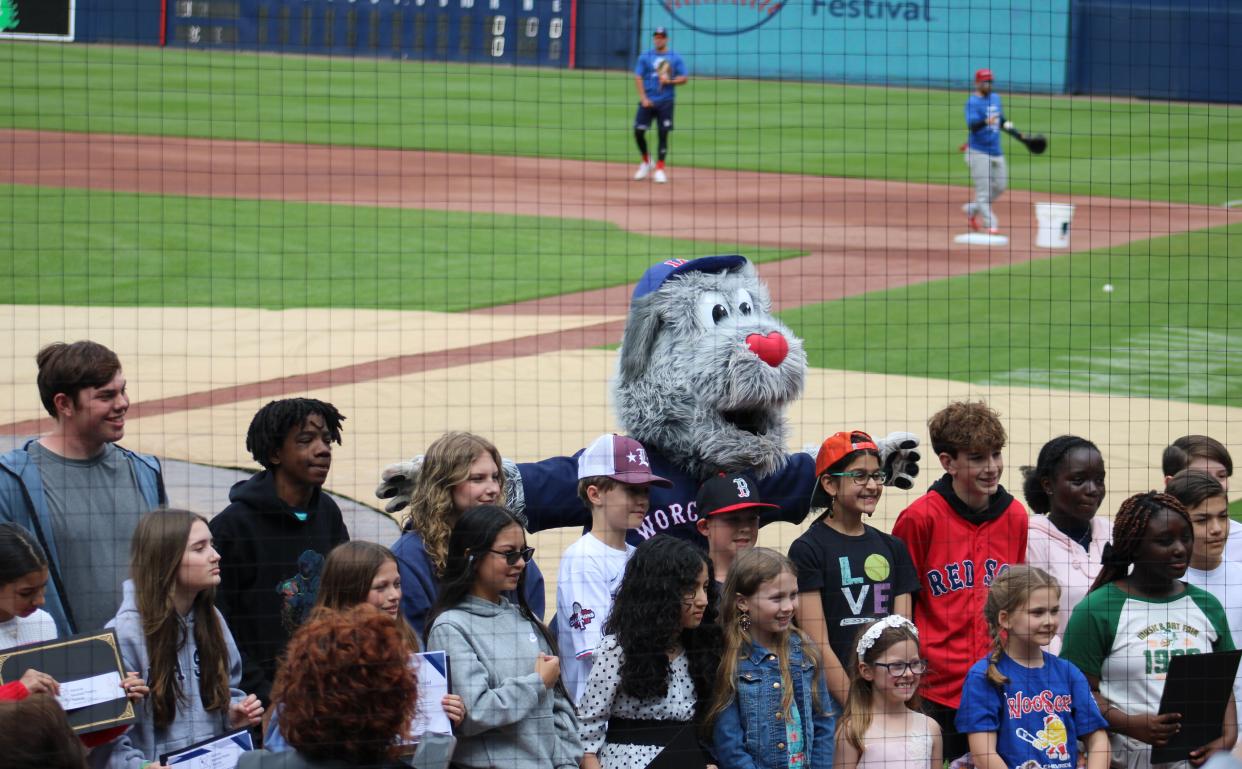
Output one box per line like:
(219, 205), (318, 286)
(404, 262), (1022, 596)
(631, 255), (747, 301)
(653, 26), (669, 35)
(697, 472), (779, 518)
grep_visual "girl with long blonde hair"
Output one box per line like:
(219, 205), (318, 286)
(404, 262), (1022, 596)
(388, 432), (546, 637)
(709, 547), (834, 769)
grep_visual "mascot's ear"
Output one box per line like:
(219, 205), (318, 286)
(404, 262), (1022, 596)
(619, 295), (663, 383)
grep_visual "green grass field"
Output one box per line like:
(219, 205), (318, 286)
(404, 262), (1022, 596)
(0, 185), (801, 311)
(5, 41), (1242, 417)
(4, 42), (1241, 204)
(780, 222), (1242, 407)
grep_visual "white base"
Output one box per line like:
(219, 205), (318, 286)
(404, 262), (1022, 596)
(954, 233), (1010, 246)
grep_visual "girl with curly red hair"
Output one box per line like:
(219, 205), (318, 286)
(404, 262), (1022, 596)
(241, 605), (418, 769)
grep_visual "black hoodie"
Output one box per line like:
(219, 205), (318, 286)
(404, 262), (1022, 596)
(209, 470), (350, 703)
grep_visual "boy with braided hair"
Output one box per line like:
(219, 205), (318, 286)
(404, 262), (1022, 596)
(892, 400), (1028, 761)
(1061, 492), (1237, 769)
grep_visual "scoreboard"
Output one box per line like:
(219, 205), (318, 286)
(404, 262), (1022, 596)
(167, 0), (572, 67)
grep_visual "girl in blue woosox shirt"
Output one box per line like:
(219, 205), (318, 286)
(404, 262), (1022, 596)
(710, 548), (835, 769)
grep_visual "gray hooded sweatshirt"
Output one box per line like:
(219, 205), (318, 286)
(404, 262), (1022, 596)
(96, 580), (245, 769)
(426, 594), (582, 769)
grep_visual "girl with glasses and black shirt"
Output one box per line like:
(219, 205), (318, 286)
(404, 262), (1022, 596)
(789, 431), (920, 706)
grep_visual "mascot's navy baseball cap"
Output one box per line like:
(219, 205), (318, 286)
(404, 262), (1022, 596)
(632, 255), (747, 301)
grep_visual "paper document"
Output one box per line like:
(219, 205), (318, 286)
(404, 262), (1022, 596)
(409, 651), (453, 739)
(56, 671), (122, 711)
(160, 728), (254, 768)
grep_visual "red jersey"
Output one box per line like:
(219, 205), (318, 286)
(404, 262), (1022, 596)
(891, 476), (1028, 708)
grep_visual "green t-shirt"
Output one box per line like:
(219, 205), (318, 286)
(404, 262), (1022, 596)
(1061, 582), (1234, 715)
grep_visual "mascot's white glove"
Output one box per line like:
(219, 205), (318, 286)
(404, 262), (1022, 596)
(374, 457), (529, 526)
(875, 431), (922, 490)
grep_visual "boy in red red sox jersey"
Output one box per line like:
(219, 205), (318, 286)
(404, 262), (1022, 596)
(892, 401), (1028, 762)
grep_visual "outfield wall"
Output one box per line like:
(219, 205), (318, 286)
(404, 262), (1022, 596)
(25, 0), (1242, 102)
(639, 0), (1071, 94)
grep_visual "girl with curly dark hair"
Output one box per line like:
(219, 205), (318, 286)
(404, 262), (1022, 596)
(240, 605), (417, 769)
(425, 505), (581, 769)
(577, 534), (722, 769)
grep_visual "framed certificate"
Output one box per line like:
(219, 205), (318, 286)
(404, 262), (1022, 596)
(0, 629), (136, 734)
(160, 727), (254, 767)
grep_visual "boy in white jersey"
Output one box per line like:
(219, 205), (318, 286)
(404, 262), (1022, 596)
(1167, 469), (1242, 747)
(556, 434), (671, 702)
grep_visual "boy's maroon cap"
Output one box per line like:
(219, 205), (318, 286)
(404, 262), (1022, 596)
(577, 434), (672, 487)
(696, 472), (778, 518)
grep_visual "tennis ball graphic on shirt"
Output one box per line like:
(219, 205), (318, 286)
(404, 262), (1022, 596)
(864, 554), (891, 582)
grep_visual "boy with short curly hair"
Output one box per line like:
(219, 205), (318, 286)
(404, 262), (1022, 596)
(892, 400), (1028, 762)
(209, 398), (351, 705)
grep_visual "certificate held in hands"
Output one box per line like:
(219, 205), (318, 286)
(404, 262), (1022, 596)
(1151, 649), (1242, 764)
(0, 629), (136, 734)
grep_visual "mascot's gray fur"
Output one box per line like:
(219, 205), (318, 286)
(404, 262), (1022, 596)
(378, 255), (918, 540)
(615, 259), (805, 479)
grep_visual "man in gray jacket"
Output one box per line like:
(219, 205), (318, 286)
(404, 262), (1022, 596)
(0, 341), (165, 634)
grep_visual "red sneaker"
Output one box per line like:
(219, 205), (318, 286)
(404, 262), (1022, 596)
(968, 214), (981, 232)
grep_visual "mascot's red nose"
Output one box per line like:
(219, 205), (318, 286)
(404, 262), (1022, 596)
(746, 332), (788, 367)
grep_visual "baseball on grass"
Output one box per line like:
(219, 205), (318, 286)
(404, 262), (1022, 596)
(1103, 284), (1114, 293)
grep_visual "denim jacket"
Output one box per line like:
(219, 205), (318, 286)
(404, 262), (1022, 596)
(712, 635), (835, 769)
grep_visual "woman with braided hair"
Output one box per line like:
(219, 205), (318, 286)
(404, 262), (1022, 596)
(1061, 492), (1238, 769)
(1022, 435), (1110, 652)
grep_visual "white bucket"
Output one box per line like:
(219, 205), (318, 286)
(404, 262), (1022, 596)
(1035, 202), (1075, 248)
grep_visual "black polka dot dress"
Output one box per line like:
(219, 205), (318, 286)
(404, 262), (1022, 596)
(577, 635), (698, 769)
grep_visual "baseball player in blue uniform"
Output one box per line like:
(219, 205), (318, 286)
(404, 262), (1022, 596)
(963, 68), (1010, 234)
(632, 27), (688, 184)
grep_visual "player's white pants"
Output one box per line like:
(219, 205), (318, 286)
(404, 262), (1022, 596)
(965, 148), (1007, 230)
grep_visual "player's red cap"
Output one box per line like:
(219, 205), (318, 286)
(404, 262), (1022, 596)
(975, 68), (994, 82)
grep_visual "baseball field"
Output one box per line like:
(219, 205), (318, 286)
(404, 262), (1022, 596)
(3, 39), (1242, 574)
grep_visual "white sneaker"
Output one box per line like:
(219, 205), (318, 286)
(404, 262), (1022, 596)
(633, 162), (651, 181)
(653, 168), (668, 184)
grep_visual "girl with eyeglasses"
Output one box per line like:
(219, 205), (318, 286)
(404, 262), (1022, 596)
(835, 616), (940, 769)
(790, 431), (920, 706)
(956, 565), (1108, 769)
(708, 547), (835, 769)
(577, 535), (722, 769)
(425, 505), (581, 769)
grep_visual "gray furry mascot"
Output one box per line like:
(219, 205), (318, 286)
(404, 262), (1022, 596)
(379, 255), (920, 544)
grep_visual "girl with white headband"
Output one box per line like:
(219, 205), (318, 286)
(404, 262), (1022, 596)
(834, 615), (941, 769)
